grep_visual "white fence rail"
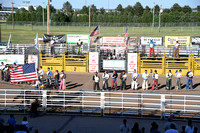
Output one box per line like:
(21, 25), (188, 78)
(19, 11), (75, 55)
(0, 89), (200, 119)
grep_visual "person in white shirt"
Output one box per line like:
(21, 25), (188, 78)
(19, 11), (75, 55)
(102, 70), (109, 91)
(0, 62), (5, 81)
(131, 69), (139, 90)
(21, 117), (29, 128)
(185, 120), (194, 133)
(120, 119), (130, 133)
(50, 38), (55, 55)
(175, 69), (182, 90)
(38, 66), (44, 79)
(93, 72), (100, 91)
(166, 70), (173, 90)
(142, 70), (150, 90)
(186, 69), (193, 89)
(174, 41), (179, 58)
(152, 70), (159, 90)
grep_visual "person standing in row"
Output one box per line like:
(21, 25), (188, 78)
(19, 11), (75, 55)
(111, 70), (118, 90)
(54, 70), (60, 89)
(93, 72), (100, 91)
(131, 69), (139, 90)
(77, 39), (82, 55)
(166, 70), (173, 90)
(120, 71), (127, 91)
(60, 70), (66, 90)
(0, 62), (5, 81)
(186, 69), (193, 90)
(152, 70), (159, 90)
(175, 69), (182, 90)
(46, 67), (52, 88)
(174, 41), (179, 58)
(149, 40), (155, 57)
(142, 70), (150, 90)
(38, 66), (44, 79)
(102, 70), (109, 91)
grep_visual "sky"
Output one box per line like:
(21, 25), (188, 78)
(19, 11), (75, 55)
(1, 0), (200, 9)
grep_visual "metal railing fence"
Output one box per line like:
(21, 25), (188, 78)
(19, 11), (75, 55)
(0, 89), (200, 120)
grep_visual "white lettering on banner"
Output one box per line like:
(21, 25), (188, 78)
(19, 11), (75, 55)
(140, 37), (163, 45)
(127, 53), (138, 73)
(0, 55), (24, 66)
(28, 55), (38, 68)
(67, 34), (89, 44)
(89, 52), (99, 72)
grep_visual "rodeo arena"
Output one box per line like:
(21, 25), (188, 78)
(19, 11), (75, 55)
(1, 13), (200, 133)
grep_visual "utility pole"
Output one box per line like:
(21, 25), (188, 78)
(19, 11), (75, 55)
(43, 2), (45, 26)
(47, 0), (50, 34)
(89, 5), (91, 33)
(152, 2), (155, 28)
(159, 4), (162, 32)
(12, 0), (14, 30)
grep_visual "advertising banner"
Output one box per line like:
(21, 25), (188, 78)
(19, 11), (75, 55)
(128, 37), (137, 46)
(0, 55), (24, 68)
(89, 52), (99, 72)
(67, 34), (90, 44)
(127, 53), (138, 73)
(43, 34), (66, 43)
(192, 36), (200, 45)
(165, 36), (190, 45)
(28, 55), (38, 68)
(140, 37), (163, 45)
(103, 60), (126, 70)
(101, 37), (125, 45)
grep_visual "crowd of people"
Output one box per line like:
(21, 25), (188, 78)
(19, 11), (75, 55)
(93, 69), (194, 91)
(120, 117), (198, 133)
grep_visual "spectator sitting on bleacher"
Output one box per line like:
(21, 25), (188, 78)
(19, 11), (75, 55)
(165, 123), (178, 133)
(117, 54), (123, 60)
(107, 53), (111, 60)
(21, 117), (29, 128)
(38, 66), (44, 79)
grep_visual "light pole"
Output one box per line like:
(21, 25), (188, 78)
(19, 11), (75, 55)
(152, 2), (155, 28)
(159, 5), (162, 32)
(89, 5), (91, 33)
(47, 0), (50, 34)
(43, 2), (45, 26)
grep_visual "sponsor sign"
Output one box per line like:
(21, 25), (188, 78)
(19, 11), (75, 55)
(165, 36), (190, 45)
(67, 34), (90, 44)
(103, 60), (126, 70)
(127, 53), (138, 73)
(192, 36), (200, 45)
(28, 55), (38, 68)
(89, 52), (99, 72)
(0, 55), (24, 68)
(128, 37), (137, 46)
(140, 37), (163, 45)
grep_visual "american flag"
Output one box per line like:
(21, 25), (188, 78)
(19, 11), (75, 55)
(90, 26), (100, 37)
(10, 63), (38, 83)
(124, 28), (128, 43)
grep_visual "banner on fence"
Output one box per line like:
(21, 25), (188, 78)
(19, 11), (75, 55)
(89, 52), (99, 72)
(67, 34), (90, 44)
(0, 55), (24, 66)
(103, 60), (126, 70)
(140, 37), (163, 46)
(127, 37), (137, 46)
(127, 53), (138, 73)
(43, 34), (66, 43)
(28, 55), (38, 68)
(165, 36), (190, 45)
(101, 37), (126, 45)
(192, 36), (200, 45)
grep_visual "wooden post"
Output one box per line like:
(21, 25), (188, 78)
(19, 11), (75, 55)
(47, 0), (50, 34)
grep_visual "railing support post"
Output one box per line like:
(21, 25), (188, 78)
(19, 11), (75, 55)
(161, 95), (166, 119)
(42, 90), (47, 113)
(100, 92), (105, 117)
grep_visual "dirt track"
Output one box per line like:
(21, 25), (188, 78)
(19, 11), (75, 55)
(1, 72), (200, 94)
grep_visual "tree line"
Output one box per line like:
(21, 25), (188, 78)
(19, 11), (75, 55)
(7, 1), (200, 23)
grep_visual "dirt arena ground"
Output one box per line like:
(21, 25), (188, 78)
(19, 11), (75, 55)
(1, 72), (200, 94)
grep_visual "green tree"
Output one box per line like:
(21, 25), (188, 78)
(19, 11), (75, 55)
(154, 5), (160, 15)
(182, 5), (192, 13)
(133, 2), (143, 17)
(124, 5), (133, 15)
(144, 6), (150, 13)
(171, 3), (182, 12)
(36, 6), (43, 13)
(91, 4), (97, 15)
(80, 5), (89, 14)
(62, 1), (72, 14)
(20, 8), (27, 13)
(28, 6), (35, 12)
(100, 8), (105, 14)
(116, 4), (123, 13)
